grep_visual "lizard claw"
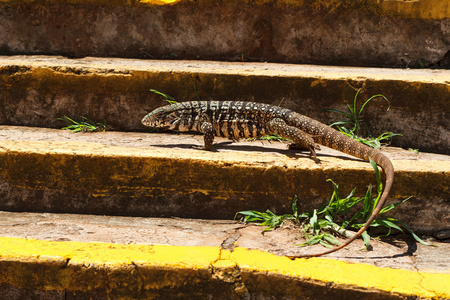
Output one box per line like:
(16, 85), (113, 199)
(309, 144), (321, 163)
(289, 143), (321, 163)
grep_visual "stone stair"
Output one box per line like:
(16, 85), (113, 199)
(0, 0), (449, 299)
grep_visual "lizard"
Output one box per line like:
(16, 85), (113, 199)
(142, 100), (394, 258)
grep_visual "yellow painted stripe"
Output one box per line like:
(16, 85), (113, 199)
(0, 237), (219, 268)
(0, 237), (449, 298)
(232, 248), (450, 299)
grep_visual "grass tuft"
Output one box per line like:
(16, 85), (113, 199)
(150, 89), (178, 104)
(59, 116), (106, 133)
(236, 160), (434, 249)
(325, 89), (401, 149)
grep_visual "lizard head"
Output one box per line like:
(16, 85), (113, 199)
(141, 104), (182, 129)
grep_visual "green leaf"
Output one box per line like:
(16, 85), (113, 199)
(319, 240), (333, 248)
(399, 221), (438, 246)
(352, 88), (362, 115)
(254, 134), (291, 142)
(193, 84), (201, 101)
(373, 219), (403, 233)
(292, 195), (298, 217)
(359, 94), (390, 116)
(310, 209), (318, 229)
(370, 159), (382, 191)
(329, 120), (354, 128)
(346, 103), (356, 116)
(380, 197), (412, 214)
(150, 89), (178, 104)
(361, 231), (372, 249)
(323, 109), (354, 119)
(235, 210), (263, 219)
(297, 212), (310, 219)
(323, 233), (342, 246)
(301, 235), (323, 246)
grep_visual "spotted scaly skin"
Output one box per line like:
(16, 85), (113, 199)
(142, 101), (394, 258)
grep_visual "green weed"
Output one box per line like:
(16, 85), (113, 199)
(150, 89), (178, 104)
(251, 134), (291, 142)
(234, 209), (296, 232)
(408, 148), (420, 154)
(236, 160), (433, 249)
(59, 116), (106, 133)
(150, 86), (201, 103)
(193, 84), (201, 101)
(325, 89), (401, 149)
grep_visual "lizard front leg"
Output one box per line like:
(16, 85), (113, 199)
(194, 122), (215, 150)
(268, 118), (321, 161)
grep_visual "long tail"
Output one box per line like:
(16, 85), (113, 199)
(289, 120), (395, 258)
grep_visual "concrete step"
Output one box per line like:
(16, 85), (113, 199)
(0, 55), (449, 298)
(0, 125), (449, 238)
(1, 56), (449, 154)
(0, 211), (449, 299)
(1, 0), (449, 296)
(0, 0), (449, 68)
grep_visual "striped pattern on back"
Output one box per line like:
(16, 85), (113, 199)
(151, 101), (295, 140)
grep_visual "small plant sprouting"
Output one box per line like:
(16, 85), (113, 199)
(59, 116), (106, 133)
(193, 84), (201, 101)
(235, 160), (434, 249)
(150, 89), (178, 105)
(325, 89), (401, 149)
(150, 86), (201, 104)
(234, 209), (296, 233)
(408, 148), (420, 154)
(251, 134), (291, 143)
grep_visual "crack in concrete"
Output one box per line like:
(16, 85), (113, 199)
(130, 261), (145, 295)
(63, 258), (71, 268)
(211, 248), (251, 299)
(410, 253), (438, 298)
(220, 231), (241, 250)
(414, 268), (438, 298)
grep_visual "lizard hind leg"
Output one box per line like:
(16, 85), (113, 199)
(268, 118), (321, 162)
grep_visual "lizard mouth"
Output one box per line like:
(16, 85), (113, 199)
(141, 115), (159, 127)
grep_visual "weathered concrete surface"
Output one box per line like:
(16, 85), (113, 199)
(0, 126), (448, 236)
(0, 56), (449, 154)
(0, 0), (449, 68)
(0, 211), (449, 299)
(2, 211), (449, 272)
